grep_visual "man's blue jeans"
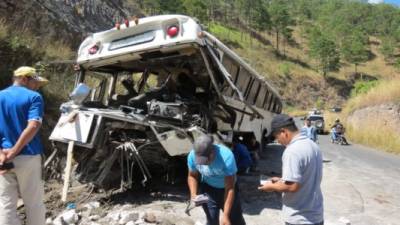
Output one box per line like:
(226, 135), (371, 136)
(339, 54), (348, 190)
(199, 182), (246, 225)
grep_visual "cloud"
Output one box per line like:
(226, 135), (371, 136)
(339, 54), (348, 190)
(368, 0), (384, 3)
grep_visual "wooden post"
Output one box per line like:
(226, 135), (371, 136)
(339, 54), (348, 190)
(61, 140), (74, 202)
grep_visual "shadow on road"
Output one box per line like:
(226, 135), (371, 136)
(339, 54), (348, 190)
(238, 143), (286, 215)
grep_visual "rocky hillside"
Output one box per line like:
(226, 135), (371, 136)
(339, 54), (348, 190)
(0, 0), (145, 154)
(0, 0), (142, 46)
(0, 0), (144, 88)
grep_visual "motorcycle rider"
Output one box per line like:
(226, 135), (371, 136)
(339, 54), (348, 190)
(331, 119), (346, 144)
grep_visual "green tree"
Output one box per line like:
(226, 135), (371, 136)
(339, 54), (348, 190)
(251, 0), (270, 32)
(159, 0), (184, 13)
(308, 27), (340, 77)
(182, 0), (208, 23)
(380, 37), (396, 62)
(268, 0), (293, 54)
(142, 0), (161, 15)
(341, 30), (369, 75)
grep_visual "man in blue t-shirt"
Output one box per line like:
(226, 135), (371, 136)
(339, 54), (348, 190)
(0, 66), (48, 225)
(187, 135), (246, 225)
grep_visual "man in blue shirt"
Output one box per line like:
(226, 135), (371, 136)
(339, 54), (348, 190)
(300, 117), (318, 143)
(187, 134), (246, 225)
(0, 66), (48, 225)
(232, 137), (252, 174)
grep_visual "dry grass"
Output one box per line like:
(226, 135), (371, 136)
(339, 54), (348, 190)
(346, 120), (400, 154)
(44, 41), (74, 60)
(210, 23), (321, 81)
(325, 111), (400, 154)
(344, 79), (400, 114)
(0, 18), (8, 40)
(285, 109), (308, 118)
(324, 111), (344, 129)
(0, 18), (73, 60)
(338, 79), (400, 154)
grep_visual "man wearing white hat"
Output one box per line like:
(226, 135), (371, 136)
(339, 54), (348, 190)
(0, 66), (48, 225)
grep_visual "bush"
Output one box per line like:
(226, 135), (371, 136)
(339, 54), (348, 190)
(350, 80), (378, 97)
(279, 63), (291, 76)
(344, 79), (400, 114)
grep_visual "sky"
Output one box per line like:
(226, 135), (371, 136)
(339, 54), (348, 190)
(385, 0), (400, 6)
(368, 0), (400, 6)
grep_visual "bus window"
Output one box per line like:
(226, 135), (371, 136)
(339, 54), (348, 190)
(229, 67), (240, 96)
(235, 68), (251, 95)
(244, 77), (254, 99)
(270, 98), (277, 112)
(84, 71), (110, 104)
(221, 55), (239, 97)
(264, 92), (273, 111)
(246, 79), (260, 104)
(256, 85), (267, 108)
(277, 103), (282, 113)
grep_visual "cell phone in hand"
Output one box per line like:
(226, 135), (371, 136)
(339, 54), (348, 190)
(0, 162), (14, 170)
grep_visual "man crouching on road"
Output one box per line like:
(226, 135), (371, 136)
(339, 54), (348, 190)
(187, 134), (246, 225)
(0, 66), (48, 225)
(258, 114), (324, 225)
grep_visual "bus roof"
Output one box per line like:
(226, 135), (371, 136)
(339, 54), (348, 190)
(77, 15), (203, 68)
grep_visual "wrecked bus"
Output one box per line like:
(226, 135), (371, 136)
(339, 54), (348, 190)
(49, 15), (282, 189)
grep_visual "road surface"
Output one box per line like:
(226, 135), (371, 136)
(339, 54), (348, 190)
(235, 130), (400, 225)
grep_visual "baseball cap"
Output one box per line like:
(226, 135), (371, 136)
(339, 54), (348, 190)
(13, 66), (49, 87)
(271, 114), (295, 135)
(193, 135), (214, 165)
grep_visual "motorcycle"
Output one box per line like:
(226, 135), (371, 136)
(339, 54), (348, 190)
(331, 126), (349, 145)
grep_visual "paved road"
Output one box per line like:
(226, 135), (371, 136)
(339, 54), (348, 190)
(317, 132), (400, 225)
(235, 129), (400, 225)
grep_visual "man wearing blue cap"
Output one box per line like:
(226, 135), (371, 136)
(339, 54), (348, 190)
(187, 134), (246, 225)
(258, 114), (324, 225)
(0, 66), (47, 225)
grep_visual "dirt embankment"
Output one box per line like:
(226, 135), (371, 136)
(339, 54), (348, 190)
(0, 0), (143, 47)
(346, 103), (400, 153)
(347, 103), (400, 134)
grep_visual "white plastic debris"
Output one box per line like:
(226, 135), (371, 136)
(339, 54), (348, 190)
(107, 211), (121, 221)
(45, 218), (53, 225)
(89, 215), (100, 221)
(53, 209), (79, 225)
(89, 222), (101, 225)
(84, 201), (101, 210)
(338, 217), (351, 225)
(62, 209), (79, 224)
(119, 211), (139, 224)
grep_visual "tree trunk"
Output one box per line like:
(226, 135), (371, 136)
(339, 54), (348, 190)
(283, 39), (286, 58)
(355, 63), (357, 74)
(276, 30), (280, 54)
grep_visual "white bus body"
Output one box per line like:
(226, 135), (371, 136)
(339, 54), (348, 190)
(50, 15), (282, 188)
